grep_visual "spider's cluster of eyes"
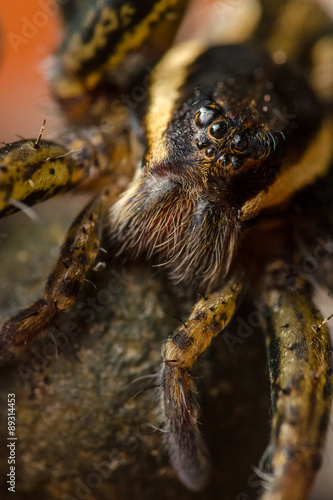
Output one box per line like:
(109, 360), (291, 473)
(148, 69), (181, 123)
(194, 102), (274, 170)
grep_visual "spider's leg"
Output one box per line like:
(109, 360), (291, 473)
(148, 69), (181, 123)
(258, 260), (333, 500)
(51, 0), (190, 120)
(57, 0), (81, 25)
(255, 0), (333, 102)
(0, 127), (113, 218)
(0, 186), (116, 362)
(160, 275), (245, 491)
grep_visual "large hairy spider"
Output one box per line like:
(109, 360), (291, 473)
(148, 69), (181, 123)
(0, 0), (333, 498)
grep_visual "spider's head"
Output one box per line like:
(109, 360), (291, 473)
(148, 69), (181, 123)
(145, 41), (326, 228)
(192, 98), (286, 216)
(131, 44), (329, 287)
(146, 89), (287, 226)
(141, 91), (288, 286)
(194, 101), (279, 173)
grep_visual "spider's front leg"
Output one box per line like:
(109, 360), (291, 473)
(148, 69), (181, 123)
(0, 0), (193, 356)
(258, 258), (333, 500)
(0, 127), (112, 218)
(160, 276), (245, 491)
(0, 186), (115, 362)
(1, 0), (193, 217)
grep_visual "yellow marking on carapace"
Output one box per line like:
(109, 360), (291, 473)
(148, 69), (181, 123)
(240, 118), (333, 221)
(146, 40), (204, 166)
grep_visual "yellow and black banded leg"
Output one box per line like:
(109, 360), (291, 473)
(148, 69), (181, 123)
(0, 187), (116, 363)
(0, 127), (110, 218)
(255, 0), (333, 103)
(258, 261), (333, 500)
(51, 0), (190, 119)
(160, 275), (245, 491)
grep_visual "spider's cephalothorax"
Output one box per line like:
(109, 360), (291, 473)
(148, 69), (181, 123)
(110, 43), (326, 289)
(0, 1), (333, 499)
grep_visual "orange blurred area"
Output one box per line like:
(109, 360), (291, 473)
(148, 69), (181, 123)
(0, 0), (62, 142)
(0, 0), (220, 145)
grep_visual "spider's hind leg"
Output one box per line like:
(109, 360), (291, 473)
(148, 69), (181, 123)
(258, 258), (333, 500)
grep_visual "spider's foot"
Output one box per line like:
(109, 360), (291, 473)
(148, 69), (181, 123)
(161, 363), (210, 491)
(0, 299), (56, 362)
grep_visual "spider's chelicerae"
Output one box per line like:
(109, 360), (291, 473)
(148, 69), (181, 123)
(0, 0), (333, 498)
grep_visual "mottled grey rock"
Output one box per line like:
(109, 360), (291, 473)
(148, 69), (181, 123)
(0, 195), (269, 500)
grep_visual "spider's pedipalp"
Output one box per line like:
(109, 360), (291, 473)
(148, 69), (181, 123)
(160, 275), (245, 490)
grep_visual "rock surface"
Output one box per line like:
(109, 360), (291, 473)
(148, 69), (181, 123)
(0, 195), (270, 500)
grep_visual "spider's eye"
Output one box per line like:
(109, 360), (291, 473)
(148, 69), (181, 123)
(209, 121), (227, 139)
(195, 106), (219, 128)
(231, 133), (250, 153)
(205, 147), (216, 158)
(196, 135), (209, 150)
(231, 156), (243, 170)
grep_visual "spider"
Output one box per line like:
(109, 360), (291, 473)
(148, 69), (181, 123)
(0, 0), (333, 499)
